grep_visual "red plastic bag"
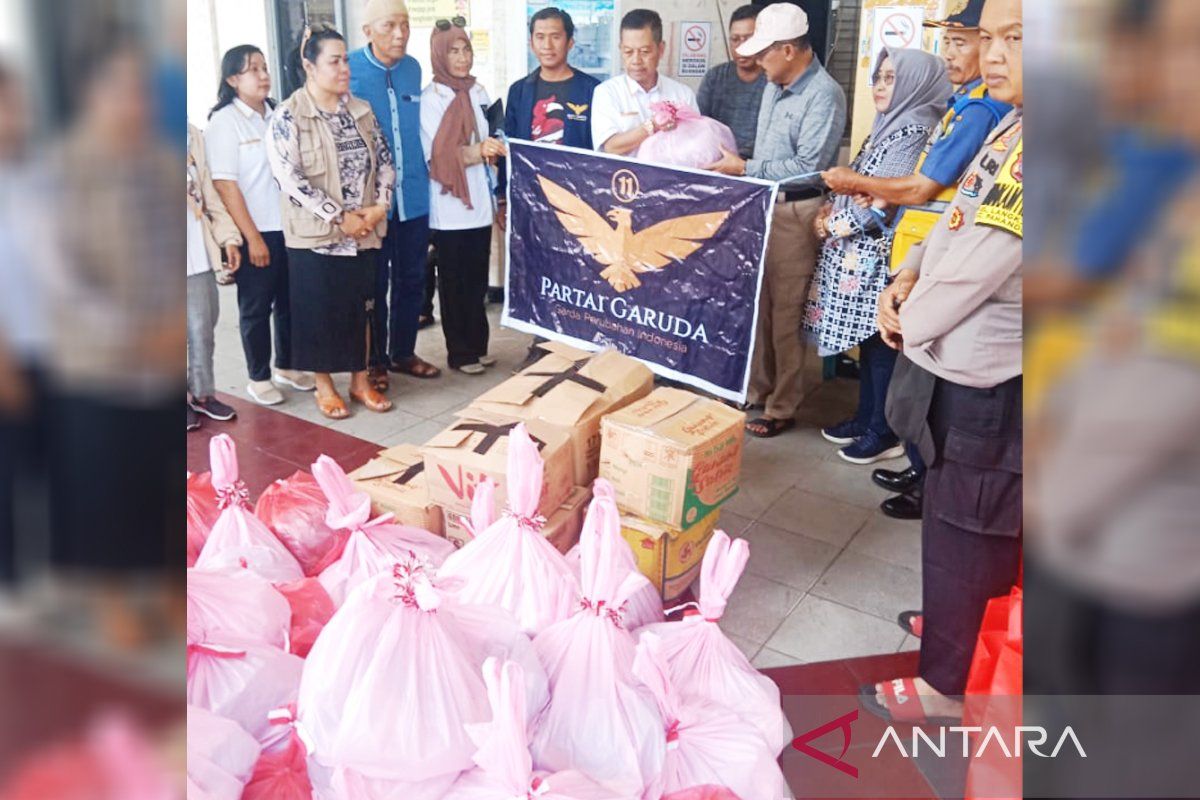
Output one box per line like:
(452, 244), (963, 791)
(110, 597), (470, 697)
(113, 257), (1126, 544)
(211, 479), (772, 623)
(276, 577), (336, 658)
(187, 471), (220, 567)
(963, 586), (1022, 800)
(242, 708), (313, 800)
(255, 471), (347, 577)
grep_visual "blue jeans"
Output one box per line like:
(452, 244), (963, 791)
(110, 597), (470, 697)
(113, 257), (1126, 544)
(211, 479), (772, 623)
(854, 333), (899, 437)
(371, 215), (431, 367)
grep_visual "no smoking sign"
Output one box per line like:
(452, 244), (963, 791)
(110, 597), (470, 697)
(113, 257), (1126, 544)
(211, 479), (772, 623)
(684, 24), (707, 51)
(879, 11), (917, 48)
(677, 20), (711, 77)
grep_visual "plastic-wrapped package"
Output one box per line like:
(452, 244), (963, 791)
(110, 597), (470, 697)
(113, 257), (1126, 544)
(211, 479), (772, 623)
(186, 567), (291, 651)
(439, 424), (579, 635)
(635, 102), (738, 169)
(242, 706), (314, 800)
(530, 489), (665, 797)
(187, 471), (220, 567)
(311, 454), (456, 607)
(564, 480), (665, 631)
(276, 577), (336, 658)
(638, 531), (792, 754)
(632, 633), (788, 800)
(662, 788), (745, 800)
(255, 470), (348, 576)
(187, 705), (262, 800)
(194, 435), (304, 583)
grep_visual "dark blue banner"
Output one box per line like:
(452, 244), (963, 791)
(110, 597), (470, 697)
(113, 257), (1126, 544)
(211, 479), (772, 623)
(502, 140), (777, 402)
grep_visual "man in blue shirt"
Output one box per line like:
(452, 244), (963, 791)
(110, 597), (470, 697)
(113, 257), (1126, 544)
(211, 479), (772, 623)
(821, 0), (1010, 520)
(349, 0), (442, 384)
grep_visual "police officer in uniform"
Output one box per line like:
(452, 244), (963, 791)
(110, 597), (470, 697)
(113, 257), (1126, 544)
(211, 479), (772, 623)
(823, 0), (1011, 522)
(859, 0), (1023, 724)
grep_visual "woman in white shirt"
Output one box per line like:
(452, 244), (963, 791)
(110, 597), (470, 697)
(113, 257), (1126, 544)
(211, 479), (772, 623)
(420, 19), (506, 375)
(206, 45), (314, 406)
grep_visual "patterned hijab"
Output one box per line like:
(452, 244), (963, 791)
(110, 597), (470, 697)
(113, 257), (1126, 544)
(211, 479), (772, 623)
(429, 26), (478, 209)
(869, 47), (951, 147)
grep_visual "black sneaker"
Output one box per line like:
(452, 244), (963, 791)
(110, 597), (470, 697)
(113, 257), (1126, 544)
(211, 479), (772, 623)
(189, 396), (237, 422)
(821, 418), (866, 445)
(186, 405), (202, 432)
(486, 287), (505, 305)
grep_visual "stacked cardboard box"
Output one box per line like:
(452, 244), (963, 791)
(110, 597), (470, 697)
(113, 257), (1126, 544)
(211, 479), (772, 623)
(348, 443), (444, 535)
(599, 387), (746, 600)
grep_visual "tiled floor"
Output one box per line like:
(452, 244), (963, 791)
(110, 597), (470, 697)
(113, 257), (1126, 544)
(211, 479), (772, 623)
(207, 283), (922, 669)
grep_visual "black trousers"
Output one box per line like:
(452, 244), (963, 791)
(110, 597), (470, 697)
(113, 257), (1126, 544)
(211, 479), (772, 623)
(431, 226), (491, 368)
(235, 230), (292, 382)
(0, 366), (45, 586)
(919, 375), (1023, 695)
(421, 241), (438, 319)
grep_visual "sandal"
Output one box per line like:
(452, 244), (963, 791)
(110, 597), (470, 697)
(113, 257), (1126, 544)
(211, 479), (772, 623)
(745, 417), (795, 438)
(858, 678), (960, 726)
(368, 366), (390, 393)
(898, 610), (923, 638)
(317, 392), (350, 420)
(388, 355), (442, 379)
(349, 387), (393, 413)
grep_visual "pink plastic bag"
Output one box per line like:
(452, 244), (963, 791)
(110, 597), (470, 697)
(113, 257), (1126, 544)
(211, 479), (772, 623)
(187, 705), (261, 800)
(530, 488), (665, 797)
(256, 471), (348, 576)
(635, 102), (738, 169)
(187, 471), (220, 567)
(311, 454), (456, 606)
(439, 424), (579, 634)
(297, 556), (548, 797)
(194, 435), (305, 583)
(446, 658), (634, 800)
(633, 633), (788, 800)
(564, 480), (665, 631)
(276, 577), (336, 658)
(242, 706), (314, 800)
(639, 531), (793, 755)
(186, 567), (291, 650)
(662, 787), (745, 800)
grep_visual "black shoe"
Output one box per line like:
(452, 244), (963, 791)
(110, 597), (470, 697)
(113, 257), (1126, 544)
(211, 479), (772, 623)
(871, 466), (923, 494)
(881, 491), (922, 520)
(189, 396), (237, 422)
(486, 287), (505, 305)
(417, 314), (437, 330)
(186, 405), (201, 432)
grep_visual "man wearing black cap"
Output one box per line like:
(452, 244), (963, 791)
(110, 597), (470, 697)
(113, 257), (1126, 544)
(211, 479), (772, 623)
(821, 0), (1011, 519)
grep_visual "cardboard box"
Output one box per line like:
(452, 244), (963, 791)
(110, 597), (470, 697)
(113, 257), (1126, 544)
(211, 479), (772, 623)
(440, 485), (591, 552)
(465, 342), (654, 485)
(599, 388), (745, 529)
(620, 509), (722, 602)
(348, 443), (444, 536)
(422, 411), (574, 521)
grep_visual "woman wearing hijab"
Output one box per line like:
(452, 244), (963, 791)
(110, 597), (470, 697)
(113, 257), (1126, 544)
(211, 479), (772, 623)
(804, 47), (951, 465)
(420, 18), (507, 375)
(266, 25), (396, 419)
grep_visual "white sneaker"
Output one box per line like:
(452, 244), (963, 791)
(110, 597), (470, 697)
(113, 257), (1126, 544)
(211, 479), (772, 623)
(478, 355), (498, 367)
(273, 369), (316, 392)
(247, 380), (284, 405)
(457, 363), (486, 375)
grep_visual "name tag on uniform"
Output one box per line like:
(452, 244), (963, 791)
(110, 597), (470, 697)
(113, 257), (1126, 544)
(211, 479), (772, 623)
(240, 138), (262, 146)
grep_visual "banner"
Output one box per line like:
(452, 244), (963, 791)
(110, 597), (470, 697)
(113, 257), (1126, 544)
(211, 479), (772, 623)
(502, 140), (777, 402)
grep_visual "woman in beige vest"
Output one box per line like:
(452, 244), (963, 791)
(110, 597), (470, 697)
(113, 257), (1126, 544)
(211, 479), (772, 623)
(266, 25), (396, 419)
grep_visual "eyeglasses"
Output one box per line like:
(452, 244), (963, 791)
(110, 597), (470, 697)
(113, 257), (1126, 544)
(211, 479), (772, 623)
(434, 16), (466, 31)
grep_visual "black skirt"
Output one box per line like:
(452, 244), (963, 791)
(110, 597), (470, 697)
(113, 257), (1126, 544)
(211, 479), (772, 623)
(288, 248), (377, 374)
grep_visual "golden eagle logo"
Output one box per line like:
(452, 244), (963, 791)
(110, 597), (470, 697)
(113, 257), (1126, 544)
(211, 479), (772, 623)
(566, 102), (589, 116)
(537, 174), (731, 292)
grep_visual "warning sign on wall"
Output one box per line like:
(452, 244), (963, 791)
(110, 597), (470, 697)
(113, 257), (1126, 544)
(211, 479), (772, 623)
(677, 20), (711, 78)
(868, 6), (924, 76)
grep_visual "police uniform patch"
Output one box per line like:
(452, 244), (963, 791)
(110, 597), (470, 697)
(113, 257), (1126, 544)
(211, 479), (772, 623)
(977, 137), (1023, 238)
(993, 124), (1020, 153)
(1011, 153), (1022, 183)
(948, 206), (965, 231)
(960, 171), (982, 198)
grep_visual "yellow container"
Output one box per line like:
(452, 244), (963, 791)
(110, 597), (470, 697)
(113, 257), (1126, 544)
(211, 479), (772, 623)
(619, 508), (721, 602)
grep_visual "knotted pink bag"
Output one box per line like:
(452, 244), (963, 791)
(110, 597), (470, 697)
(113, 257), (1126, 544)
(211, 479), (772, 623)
(194, 435), (304, 583)
(439, 424), (579, 634)
(241, 706), (314, 800)
(530, 488), (666, 798)
(187, 471), (220, 567)
(255, 471), (348, 576)
(639, 531), (793, 755)
(311, 454), (455, 607)
(186, 567), (291, 651)
(635, 101), (738, 169)
(633, 633), (789, 800)
(187, 705), (262, 800)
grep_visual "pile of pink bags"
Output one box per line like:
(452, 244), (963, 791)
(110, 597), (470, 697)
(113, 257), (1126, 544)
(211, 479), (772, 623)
(185, 427), (793, 799)
(635, 102), (738, 170)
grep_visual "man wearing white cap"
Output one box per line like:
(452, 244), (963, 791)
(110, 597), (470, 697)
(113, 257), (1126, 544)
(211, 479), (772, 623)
(708, 2), (846, 438)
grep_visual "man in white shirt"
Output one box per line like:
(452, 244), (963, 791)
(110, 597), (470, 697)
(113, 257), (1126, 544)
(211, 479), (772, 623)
(591, 9), (698, 155)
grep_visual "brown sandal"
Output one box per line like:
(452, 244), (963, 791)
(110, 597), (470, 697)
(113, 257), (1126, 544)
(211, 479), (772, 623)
(317, 392), (350, 420)
(388, 355), (442, 379)
(368, 365), (390, 393)
(349, 387), (393, 413)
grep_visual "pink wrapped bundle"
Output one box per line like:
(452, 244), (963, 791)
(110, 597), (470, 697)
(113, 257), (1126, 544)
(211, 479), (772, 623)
(564, 480), (665, 631)
(311, 454), (455, 607)
(530, 489), (665, 797)
(255, 470), (348, 576)
(187, 471), (220, 567)
(188, 705), (262, 800)
(276, 577), (336, 658)
(635, 101), (737, 169)
(633, 633), (788, 800)
(194, 435), (304, 583)
(439, 424), (579, 635)
(242, 706), (313, 800)
(662, 787), (745, 800)
(186, 567), (291, 650)
(447, 658), (634, 800)
(298, 556), (548, 798)
(639, 531), (792, 754)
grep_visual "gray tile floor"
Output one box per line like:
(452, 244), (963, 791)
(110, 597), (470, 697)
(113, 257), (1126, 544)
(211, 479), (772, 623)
(211, 283), (921, 667)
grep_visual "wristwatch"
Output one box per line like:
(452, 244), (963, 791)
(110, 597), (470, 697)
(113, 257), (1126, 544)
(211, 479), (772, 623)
(643, 119), (656, 136)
